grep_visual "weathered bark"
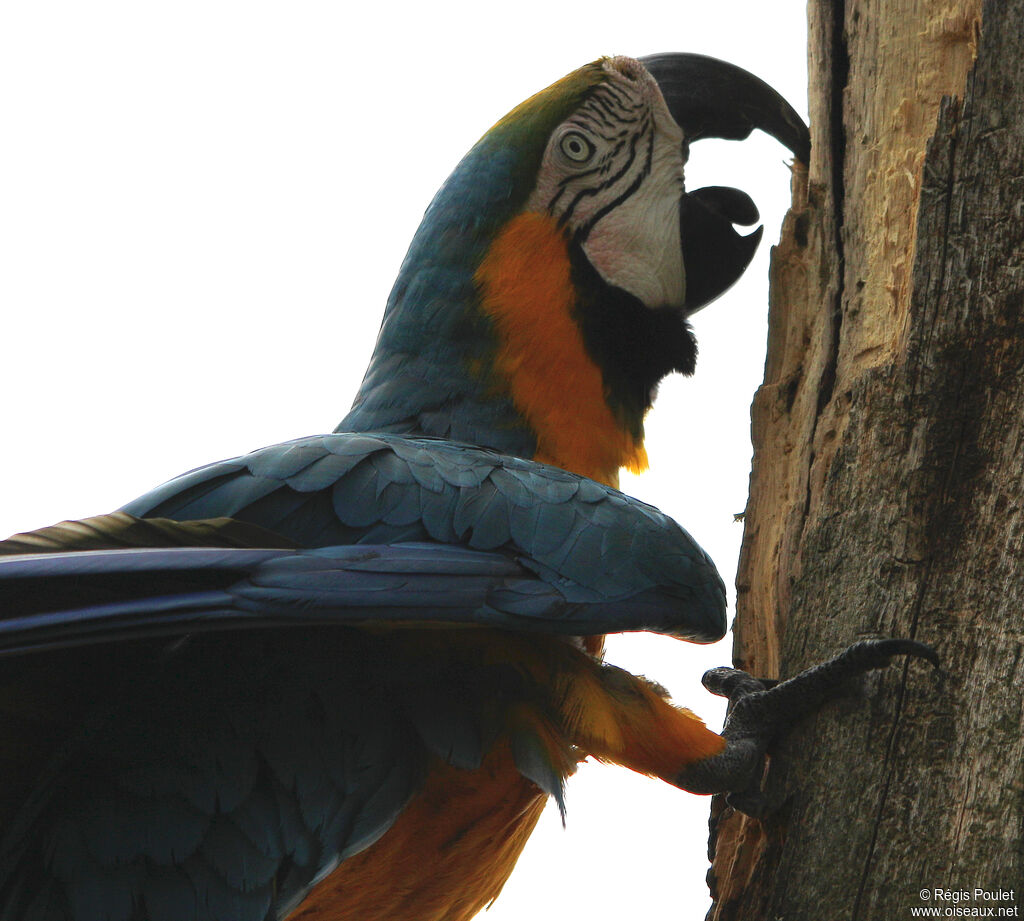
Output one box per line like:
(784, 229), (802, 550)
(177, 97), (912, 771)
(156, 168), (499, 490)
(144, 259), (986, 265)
(707, 0), (1024, 918)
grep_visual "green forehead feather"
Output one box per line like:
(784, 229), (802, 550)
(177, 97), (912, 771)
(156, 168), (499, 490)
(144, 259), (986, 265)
(487, 59), (607, 141)
(471, 59), (609, 211)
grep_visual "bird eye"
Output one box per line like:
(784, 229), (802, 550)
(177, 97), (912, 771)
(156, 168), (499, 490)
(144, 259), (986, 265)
(559, 130), (595, 164)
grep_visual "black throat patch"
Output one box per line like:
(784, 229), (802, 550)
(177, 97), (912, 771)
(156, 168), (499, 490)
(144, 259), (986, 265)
(569, 243), (698, 440)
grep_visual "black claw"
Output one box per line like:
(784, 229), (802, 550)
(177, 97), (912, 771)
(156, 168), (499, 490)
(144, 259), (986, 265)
(701, 665), (768, 700)
(724, 789), (774, 819)
(736, 638), (940, 732)
(707, 639), (938, 716)
(676, 638), (939, 801)
(842, 638), (941, 671)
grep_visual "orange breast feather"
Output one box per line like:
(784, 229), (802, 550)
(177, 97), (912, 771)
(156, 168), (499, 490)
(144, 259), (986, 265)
(475, 212), (648, 487)
(291, 632), (724, 921)
(290, 746), (546, 921)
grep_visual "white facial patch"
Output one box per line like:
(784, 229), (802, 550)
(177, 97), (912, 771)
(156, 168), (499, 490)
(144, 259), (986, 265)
(526, 56), (688, 310)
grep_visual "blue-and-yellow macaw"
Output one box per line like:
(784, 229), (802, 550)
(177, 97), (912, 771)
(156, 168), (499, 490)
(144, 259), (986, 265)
(0, 54), (934, 921)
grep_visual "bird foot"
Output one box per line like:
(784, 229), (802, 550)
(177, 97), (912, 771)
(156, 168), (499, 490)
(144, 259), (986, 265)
(675, 639), (939, 813)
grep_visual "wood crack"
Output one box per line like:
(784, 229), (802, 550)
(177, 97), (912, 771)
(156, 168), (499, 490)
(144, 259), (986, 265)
(800, 0), (849, 539)
(853, 58), (971, 921)
(817, 0), (849, 417)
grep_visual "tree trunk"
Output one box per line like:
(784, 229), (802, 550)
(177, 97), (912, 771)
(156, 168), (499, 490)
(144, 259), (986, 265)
(707, 0), (1024, 918)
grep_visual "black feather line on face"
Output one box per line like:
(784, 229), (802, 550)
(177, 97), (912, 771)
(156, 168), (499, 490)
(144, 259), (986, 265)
(569, 243), (697, 440)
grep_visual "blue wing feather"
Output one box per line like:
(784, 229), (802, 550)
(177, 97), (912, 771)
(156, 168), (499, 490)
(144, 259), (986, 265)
(0, 431), (726, 920)
(116, 433), (727, 641)
(0, 539), (720, 653)
(0, 628), (429, 921)
(140, 868), (202, 921)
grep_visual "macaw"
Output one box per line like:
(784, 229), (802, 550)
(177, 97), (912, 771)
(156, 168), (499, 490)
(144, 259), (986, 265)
(0, 54), (935, 921)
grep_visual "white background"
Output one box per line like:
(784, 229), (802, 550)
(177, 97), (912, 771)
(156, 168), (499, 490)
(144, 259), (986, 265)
(0, 3), (807, 918)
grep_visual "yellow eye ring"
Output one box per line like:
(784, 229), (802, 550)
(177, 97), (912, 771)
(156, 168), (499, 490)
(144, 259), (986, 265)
(559, 130), (595, 163)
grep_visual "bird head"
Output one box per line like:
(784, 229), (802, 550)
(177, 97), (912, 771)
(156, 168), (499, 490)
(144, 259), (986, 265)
(340, 54), (808, 486)
(492, 56), (690, 312)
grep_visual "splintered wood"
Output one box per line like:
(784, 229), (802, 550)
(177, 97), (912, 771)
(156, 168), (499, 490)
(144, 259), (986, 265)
(705, 1), (1012, 919)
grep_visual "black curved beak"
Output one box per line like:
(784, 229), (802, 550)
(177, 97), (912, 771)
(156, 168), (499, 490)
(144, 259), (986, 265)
(640, 52), (810, 162)
(640, 52), (810, 313)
